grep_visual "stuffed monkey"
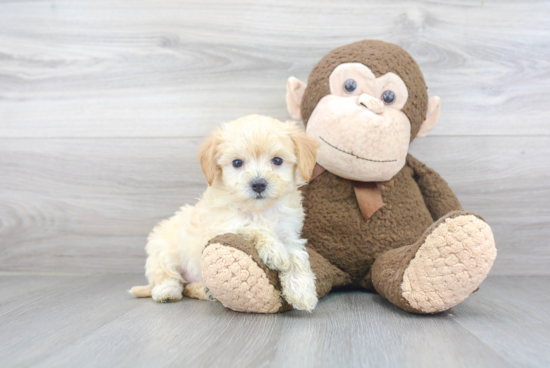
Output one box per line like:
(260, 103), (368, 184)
(201, 40), (497, 314)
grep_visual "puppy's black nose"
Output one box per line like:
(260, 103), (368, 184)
(251, 179), (267, 193)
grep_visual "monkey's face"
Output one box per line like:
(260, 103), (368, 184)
(305, 63), (411, 182)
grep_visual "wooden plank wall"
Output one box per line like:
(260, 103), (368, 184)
(1, 0), (548, 275)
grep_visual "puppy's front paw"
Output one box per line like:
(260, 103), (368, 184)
(280, 272), (318, 312)
(256, 241), (290, 271)
(152, 279), (183, 303)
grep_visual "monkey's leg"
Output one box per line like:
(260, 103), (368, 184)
(371, 211), (496, 314)
(307, 247), (351, 300)
(202, 233), (290, 313)
(201, 233), (350, 313)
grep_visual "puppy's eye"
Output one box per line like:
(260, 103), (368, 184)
(381, 90), (396, 105)
(344, 79), (357, 94)
(232, 159), (243, 168)
(272, 157), (283, 166)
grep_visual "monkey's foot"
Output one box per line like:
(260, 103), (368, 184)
(201, 234), (291, 314)
(372, 211), (497, 314)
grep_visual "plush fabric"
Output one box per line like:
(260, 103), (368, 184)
(328, 63), (410, 111)
(406, 155), (463, 220)
(200, 40), (496, 315)
(307, 247), (351, 298)
(301, 155), (440, 283)
(400, 213), (495, 313)
(372, 211), (496, 313)
(351, 181), (384, 221)
(300, 40), (428, 142)
(305, 92), (411, 181)
(202, 233), (292, 313)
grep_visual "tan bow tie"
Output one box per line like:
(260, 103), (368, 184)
(309, 163), (384, 221)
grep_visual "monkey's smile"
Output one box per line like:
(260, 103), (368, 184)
(319, 136), (397, 163)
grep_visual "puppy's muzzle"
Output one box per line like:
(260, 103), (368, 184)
(251, 178), (267, 194)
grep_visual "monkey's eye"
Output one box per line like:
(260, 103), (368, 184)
(381, 90), (396, 105)
(344, 79), (357, 94)
(232, 159), (243, 168)
(272, 157), (283, 166)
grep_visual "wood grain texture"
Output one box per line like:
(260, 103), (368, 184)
(1, 274), (548, 367)
(0, 0), (549, 137)
(0, 136), (548, 274)
(1, 0), (549, 275)
(0, 138), (206, 273)
(450, 276), (550, 367)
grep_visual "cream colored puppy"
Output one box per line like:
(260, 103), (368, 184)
(130, 115), (319, 311)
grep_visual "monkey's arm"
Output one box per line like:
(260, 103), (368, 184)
(406, 154), (463, 220)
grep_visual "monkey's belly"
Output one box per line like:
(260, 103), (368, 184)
(301, 168), (434, 282)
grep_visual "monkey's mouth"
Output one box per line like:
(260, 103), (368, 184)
(319, 136), (397, 163)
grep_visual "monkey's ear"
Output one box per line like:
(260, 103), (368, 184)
(290, 128), (319, 182)
(417, 96), (441, 138)
(198, 136), (218, 186)
(286, 77), (307, 121)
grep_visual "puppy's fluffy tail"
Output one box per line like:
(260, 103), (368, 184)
(129, 284), (152, 298)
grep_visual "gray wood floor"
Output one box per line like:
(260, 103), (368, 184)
(1, 1), (549, 367)
(0, 273), (548, 368)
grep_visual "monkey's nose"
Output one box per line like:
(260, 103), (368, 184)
(251, 179), (267, 193)
(359, 94), (384, 114)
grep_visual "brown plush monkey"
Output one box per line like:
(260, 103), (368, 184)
(201, 40), (497, 314)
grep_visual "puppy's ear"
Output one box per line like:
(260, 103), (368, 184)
(198, 136), (218, 186)
(289, 127), (319, 182)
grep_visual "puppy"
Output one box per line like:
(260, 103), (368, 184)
(130, 115), (320, 311)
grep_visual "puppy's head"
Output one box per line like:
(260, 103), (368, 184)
(198, 115), (319, 210)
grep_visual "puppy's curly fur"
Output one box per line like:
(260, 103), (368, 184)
(130, 115), (319, 311)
